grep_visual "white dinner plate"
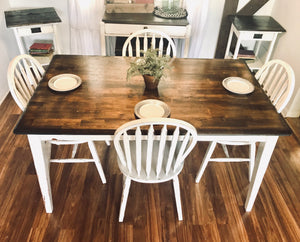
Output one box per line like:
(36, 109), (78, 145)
(222, 77), (255, 94)
(134, 99), (170, 119)
(48, 74), (82, 92)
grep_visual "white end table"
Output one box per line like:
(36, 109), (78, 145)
(5, 7), (62, 66)
(224, 15), (286, 71)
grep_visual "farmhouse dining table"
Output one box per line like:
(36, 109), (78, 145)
(14, 55), (292, 213)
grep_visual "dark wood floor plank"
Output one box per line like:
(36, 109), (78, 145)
(0, 94), (300, 241)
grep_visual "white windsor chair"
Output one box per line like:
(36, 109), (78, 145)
(195, 59), (295, 184)
(114, 118), (197, 222)
(122, 29), (176, 57)
(7, 54), (108, 184)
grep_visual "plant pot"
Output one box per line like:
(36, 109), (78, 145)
(143, 75), (160, 90)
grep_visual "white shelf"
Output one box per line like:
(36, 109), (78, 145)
(246, 58), (264, 71)
(32, 52), (55, 66)
(225, 51), (261, 71)
(5, 8), (61, 65)
(224, 16), (285, 71)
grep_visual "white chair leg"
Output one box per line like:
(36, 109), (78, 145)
(119, 176), (131, 222)
(195, 141), (217, 183)
(105, 140), (110, 146)
(173, 176), (183, 221)
(249, 142), (256, 181)
(88, 141), (106, 184)
(221, 143), (230, 157)
(71, 144), (79, 158)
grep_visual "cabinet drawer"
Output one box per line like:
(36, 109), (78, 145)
(16, 25), (54, 36)
(239, 31), (277, 41)
(104, 23), (188, 38)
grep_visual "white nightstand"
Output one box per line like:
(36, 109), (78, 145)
(224, 15), (286, 71)
(5, 7), (62, 66)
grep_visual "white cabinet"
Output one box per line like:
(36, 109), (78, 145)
(224, 16), (286, 71)
(101, 13), (191, 57)
(5, 8), (62, 66)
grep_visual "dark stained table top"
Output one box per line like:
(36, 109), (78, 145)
(229, 15), (286, 32)
(102, 13), (189, 26)
(5, 7), (61, 28)
(14, 55), (291, 136)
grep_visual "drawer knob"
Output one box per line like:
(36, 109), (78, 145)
(253, 34), (263, 39)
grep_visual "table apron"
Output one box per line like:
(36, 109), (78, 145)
(27, 134), (275, 143)
(28, 134), (114, 142)
(197, 135), (277, 142)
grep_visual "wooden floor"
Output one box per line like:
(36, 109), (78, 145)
(287, 118), (300, 144)
(1, 94), (300, 241)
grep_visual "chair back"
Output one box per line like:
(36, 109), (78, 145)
(122, 29), (176, 57)
(7, 54), (45, 111)
(114, 118), (197, 182)
(255, 59), (295, 113)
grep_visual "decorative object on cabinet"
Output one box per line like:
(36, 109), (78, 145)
(4, 7), (61, 66)
(224, 15), (286, 71)
(29, 42), (53, 56)
(153, 6), (187, 19)
(153, 0), (187, 19)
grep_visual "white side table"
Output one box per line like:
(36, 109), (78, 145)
(5, 8), (62, 66)
(224, 15), (286, 71)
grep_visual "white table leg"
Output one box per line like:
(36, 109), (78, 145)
(53, 24), (61, 54)
(265, 33), (278, 64)
(233, 35), (242, 59)
(245, 136), (278, 211)
(13, 28), (26, 54)
(100, 21), (106, 56)
(28, 135), (53, 213)
(183, 24), (191, 58)
(224, 25), (234, 58)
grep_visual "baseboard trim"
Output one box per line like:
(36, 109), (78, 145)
(0, 91), (9, 106)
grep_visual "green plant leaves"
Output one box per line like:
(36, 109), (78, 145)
(127, 48), (171, 80)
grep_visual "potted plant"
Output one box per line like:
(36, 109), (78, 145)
(126, 48), (171, 90)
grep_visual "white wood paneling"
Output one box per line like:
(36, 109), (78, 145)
(271, 0), (300, 117)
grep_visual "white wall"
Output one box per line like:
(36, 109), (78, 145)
(0, 0), (18, 104)
(197, 0), (225, 58)
(270, 0), (300, 117)
(237, 0), (274, 14)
